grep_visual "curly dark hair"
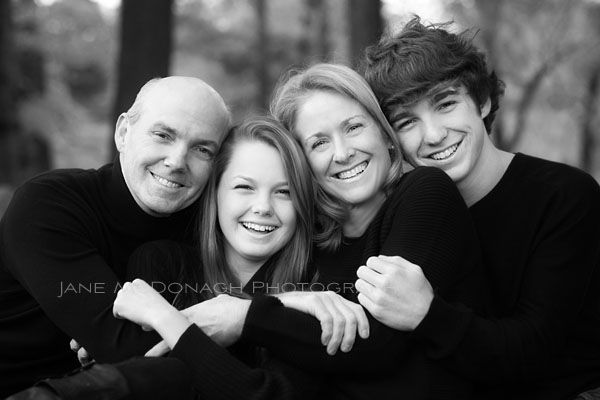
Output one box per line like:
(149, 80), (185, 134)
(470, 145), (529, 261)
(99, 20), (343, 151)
(363, 16), (505, 134)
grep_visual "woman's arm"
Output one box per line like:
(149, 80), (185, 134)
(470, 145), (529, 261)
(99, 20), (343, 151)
(241, 167), (485, 374)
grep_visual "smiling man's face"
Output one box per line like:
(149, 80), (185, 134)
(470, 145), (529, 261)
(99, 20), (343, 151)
(389, 85), (491, 184)
(115, 77), (229, 217)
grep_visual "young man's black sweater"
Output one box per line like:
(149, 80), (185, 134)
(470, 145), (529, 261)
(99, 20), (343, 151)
(242, 167), (487, 399)
(0, 160), (197, 396)
(414, 153), (600, 399)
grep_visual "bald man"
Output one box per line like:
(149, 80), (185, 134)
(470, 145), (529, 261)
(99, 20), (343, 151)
(0, 77), (231, 396)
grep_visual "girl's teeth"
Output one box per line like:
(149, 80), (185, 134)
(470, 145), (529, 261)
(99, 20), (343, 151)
(336, 162), (368, 179)
(242, 222), (276, 232)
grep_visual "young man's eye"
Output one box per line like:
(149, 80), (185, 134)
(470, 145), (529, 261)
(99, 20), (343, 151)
(437, 100), (457, 111)
(394, 118), (417, 132)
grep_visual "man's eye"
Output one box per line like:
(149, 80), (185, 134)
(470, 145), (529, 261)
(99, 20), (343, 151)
(195, 146), (214, 158)
(153, 132), (171, 140)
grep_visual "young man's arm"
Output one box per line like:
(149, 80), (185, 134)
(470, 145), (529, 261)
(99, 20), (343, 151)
(358, 172), (600, 383)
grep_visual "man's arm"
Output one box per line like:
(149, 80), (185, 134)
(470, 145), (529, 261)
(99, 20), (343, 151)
(1, 180), (160, 362)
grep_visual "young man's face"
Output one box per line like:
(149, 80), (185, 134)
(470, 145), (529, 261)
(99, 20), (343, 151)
(389, 86), (490, 184)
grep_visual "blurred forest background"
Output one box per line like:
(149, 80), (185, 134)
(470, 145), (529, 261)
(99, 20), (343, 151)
(1, 0), (600, 217)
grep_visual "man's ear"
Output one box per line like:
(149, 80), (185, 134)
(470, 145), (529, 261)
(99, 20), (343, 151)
(114, 113), (128, 153)
(480, 97), (492, 119)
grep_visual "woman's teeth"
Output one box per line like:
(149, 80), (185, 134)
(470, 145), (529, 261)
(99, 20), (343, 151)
(241, 222), (277, 233)
(430, 143), (459, 161)
(336, 161), (368, 180)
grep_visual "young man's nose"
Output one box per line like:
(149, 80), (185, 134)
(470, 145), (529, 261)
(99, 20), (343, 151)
(422, 119), (449, 145)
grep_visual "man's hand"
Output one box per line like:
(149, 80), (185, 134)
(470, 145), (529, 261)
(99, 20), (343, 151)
(355, 255), (434, 331)
(70, 339), (94, 366)
(180, 294), (250, 347)
(275, 291), (370, 355)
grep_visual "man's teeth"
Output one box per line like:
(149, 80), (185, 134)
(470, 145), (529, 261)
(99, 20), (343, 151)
(430, 143), (459, 161)
(152, 173), (183, 188)
(242, 222), (277, 233)
(336, 162), (368, 180)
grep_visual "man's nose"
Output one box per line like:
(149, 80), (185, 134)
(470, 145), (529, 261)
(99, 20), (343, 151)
(163, 143), (187, 170)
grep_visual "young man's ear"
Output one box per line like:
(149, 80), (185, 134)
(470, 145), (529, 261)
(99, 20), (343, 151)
(481, 97), (492, 119)
(114, 113), (128, 153)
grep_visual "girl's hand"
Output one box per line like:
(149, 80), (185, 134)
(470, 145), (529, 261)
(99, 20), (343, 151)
(113, 279), (173, 331)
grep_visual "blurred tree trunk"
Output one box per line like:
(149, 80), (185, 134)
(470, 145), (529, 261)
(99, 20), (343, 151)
(580, 65), (599, 172)
(109, 0), (173, 160)
(298, 0), (330, 62)
(348, 0), (382, 67)
(255, 0), (269, 110)
(0, 0), (17, 183)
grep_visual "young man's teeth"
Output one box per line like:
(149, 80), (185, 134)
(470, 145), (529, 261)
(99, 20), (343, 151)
(430, 143), (459, 161)
(242, 222), (277, 233)
(153, 173), (182, 188)
(336, 162), (368, 180)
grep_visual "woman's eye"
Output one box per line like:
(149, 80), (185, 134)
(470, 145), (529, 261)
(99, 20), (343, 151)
(311, 139), (327, 150)
(347, 123), (363, 133)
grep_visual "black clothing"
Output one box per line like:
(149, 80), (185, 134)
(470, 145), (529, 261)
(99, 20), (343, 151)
(242, 167), (486, 399)
(123, 240), (322, 400)
(0, 161), (197, 396)
(414, 153), (600, 399)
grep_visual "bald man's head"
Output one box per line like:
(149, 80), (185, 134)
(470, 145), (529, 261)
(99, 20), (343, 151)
(114, 76), (231, 216)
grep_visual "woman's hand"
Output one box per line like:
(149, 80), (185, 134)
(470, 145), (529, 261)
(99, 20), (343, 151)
(355, 255), (433, 331)
(113, 279), (173, 331)
(275, 291), (370, 355)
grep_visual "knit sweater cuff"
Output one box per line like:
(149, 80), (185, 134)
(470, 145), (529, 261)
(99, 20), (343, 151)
(412, 295), (473, 359)
(241, 294), (284, 345)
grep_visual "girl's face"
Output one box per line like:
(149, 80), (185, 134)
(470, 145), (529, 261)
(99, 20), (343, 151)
(217, 140), (297, 268)
(294, 90), (391, 207)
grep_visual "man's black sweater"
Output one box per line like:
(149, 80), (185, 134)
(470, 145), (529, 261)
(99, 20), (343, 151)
(414, 153), (600, 399)
(0, 161), (197, 396)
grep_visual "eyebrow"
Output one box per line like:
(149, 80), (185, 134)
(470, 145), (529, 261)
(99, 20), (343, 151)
(233, 175), (289, 187)
(389, 88), (460, 124)
(151, 123), (219, 148)
(303, 114), (364, 144)
(430, 88), (459, 104)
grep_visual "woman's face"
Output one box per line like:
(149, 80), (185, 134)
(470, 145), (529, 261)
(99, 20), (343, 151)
(294, 90), (391, 206)
(217, 140), (297, 268)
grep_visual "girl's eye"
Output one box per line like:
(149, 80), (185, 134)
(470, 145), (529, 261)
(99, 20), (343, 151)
(275, 189), (291, 197)
(234, 184), (252, 190)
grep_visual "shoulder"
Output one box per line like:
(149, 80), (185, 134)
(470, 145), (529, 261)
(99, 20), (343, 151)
(387, 166), (461, 205)
(514, 153), (600, 208)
